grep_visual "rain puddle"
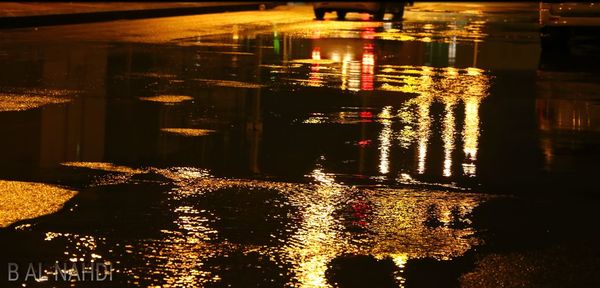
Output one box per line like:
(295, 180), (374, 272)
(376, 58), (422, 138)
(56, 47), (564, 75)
(3, 162), (493, 287)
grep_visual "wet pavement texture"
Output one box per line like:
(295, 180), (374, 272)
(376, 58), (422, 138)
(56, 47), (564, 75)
(1, 3), (599, 288)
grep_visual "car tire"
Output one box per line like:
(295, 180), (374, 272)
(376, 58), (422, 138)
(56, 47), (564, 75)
(314, 9), (325, 20)
(392, 6), (405, 21)
(337, 10), (347, 20)
(540, 26), (570, 51)
(374, 5), (386, 21)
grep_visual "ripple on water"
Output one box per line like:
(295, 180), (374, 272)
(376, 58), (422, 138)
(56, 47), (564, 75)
(130, 173), (492, 288)
(16, 164), (492, 287)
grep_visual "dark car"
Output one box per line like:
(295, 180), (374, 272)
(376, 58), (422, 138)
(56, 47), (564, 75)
(313, 2), (410, 21)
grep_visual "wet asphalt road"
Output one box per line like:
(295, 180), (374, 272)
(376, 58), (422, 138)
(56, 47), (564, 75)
(0, 3), (599, 288)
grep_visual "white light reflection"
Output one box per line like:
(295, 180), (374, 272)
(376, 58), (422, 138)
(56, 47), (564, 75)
(442, 99), (456, 177)
(309, 47), (322, 87)
(448, 36), (457, 66)
(348, 61), (361, 91)
(340, 53), (353, 90)
(378, 106), (394, 174)
(361, 44), (375, 91)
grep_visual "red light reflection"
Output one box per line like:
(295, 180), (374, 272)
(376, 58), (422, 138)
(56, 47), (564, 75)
(361, 44), (375, 91)
(309, 47), (321, 86)
(358, 139), (371, 147)
(361, 27), (375, 40)
(359, 111), (373, 118)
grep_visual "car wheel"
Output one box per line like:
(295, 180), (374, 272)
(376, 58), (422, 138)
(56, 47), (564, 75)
(374, 5), (386, 21)
(337, 10), (347, 20)
(392, 6), (405, 21)
(314, 9), (325, 20)
(540, 26), (570, 51)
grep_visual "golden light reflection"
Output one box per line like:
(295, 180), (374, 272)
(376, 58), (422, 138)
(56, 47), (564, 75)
(276, 168), (344, 287)
(378, 65), (489, 177)
(192, 79), (264, 89)
(69, 166), (493, 287)
(417, 105), (430, 175)
(232, 24), (239, 40)
(340, 53), (351, 90)
(284, 166), (347, 288)
(390, 253), (408, 286)
(281, 170), (488, 288)
(441, 70), (459, 177)
(142, 204), (221, 287)
(284, 12), (487, 43)
(280, 16), (489, 93)
(41, 232), (113, 282)
(119, 168), (225, 287)
(367, 189), (485, 260)
(408, 19), (487, 43)
(462, 96), (481, 177)
(413, 70), (434, 175)
(0, 180), (77, 227)
(295, 62), (485, 179)
(161, 128), (215, 137)
(61, 162), (143, 174)
(0, 93), (72, 112)
(442, 98), (457, 177)
(139, 95), (193, 104)
(348, 60), (361, 91)
(122, 72), (177, 79)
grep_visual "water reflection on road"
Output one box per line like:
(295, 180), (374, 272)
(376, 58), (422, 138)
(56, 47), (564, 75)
(1, 3), (599, 288)
(2, 165), (487, 287)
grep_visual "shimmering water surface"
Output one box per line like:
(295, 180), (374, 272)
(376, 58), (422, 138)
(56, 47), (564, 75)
(0, 3), (599, 288)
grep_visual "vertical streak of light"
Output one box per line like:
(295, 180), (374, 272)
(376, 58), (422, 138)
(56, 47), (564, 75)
(379, 106), (393, 175)
(442, 100), (456, 177)
(448, 36), (457, 66)
(462, 96), (480, 176)
(348, 61), (361, 91)
(361, 44), (375, 91)
(286, 167), (344, 288)
(416, 69), (434, 175)
(341, 53), (351, 90)
(417, 100), (430, 175)
(391, 253), (408, 287)
(309, 47), (322, 87)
